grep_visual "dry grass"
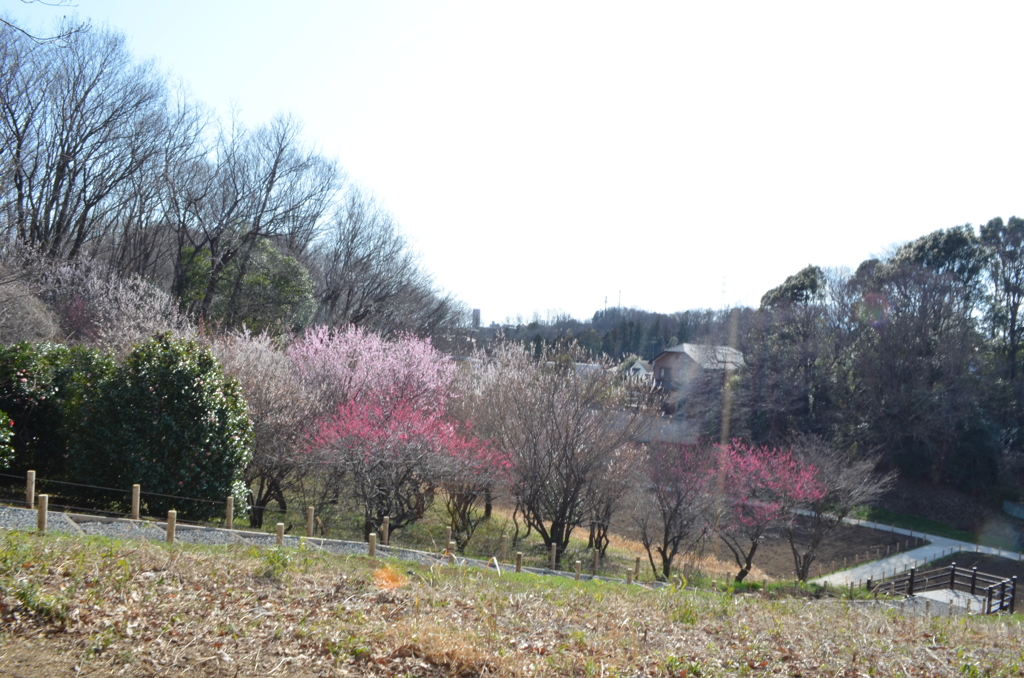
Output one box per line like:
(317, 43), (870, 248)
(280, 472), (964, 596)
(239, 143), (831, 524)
(0, 529), (1022, 677)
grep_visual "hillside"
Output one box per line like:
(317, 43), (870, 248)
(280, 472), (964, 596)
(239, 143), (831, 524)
(0, 530), (1021, 677)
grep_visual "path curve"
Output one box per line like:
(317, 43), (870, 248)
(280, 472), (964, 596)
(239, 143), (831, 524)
(812, 517), (1023, 586)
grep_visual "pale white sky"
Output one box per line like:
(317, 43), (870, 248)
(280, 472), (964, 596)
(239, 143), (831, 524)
(8, 1), (1024, 324)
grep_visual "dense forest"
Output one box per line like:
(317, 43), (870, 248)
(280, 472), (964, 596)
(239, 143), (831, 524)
(504, 225), (1024, 502)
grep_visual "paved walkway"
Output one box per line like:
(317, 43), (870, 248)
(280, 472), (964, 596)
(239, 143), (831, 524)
(811, 517), (1023, 588)
(915, 589), (987, 613)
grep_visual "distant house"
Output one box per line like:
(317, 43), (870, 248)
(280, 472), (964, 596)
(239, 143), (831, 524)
(625, 359), (653, 381)
(651, 343), (744, 413)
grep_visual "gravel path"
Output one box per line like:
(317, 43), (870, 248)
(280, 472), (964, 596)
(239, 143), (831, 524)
(0, 505), (461, 568)
(0, 506), (82, 535)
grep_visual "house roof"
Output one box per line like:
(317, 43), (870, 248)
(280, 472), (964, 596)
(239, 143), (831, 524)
(627, 360), (652, 375)
(655, 343), (744, 370)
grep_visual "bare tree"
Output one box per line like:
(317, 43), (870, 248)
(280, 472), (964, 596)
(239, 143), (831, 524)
(210, 330), (319, 528)
(308, 188), (465, 338)
(0, 25), (166, 259)
(0, 2), (90, 46)
(785, 434), (896, 581)
(163, 114), (340, 324)
(473, 343), (654, 566)
(632, 442), (714, 580)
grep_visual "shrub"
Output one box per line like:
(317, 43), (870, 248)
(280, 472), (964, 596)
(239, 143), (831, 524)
(71, 333), (252, 520)
(0, 342), (115, 478)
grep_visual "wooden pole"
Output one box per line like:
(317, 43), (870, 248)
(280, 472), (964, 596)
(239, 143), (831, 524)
(36, 493), (47, 533)
(382, 516), (389, 546)
(25, 470), (34, 509)
(276, 523), (284, 546)
(445, 526), (452, 550)
(369, 533), (376, 558)
(626, 568), (633, 585)
(306, 507), (315, 538)
(500, 535), (507, 562)
(131, 484), (140, 520)
(575, 560), (581, 581)
(515, 552), (523, 573)
(592, 549), (599, 576)
(635, 557), (642, 582)
(166, 510), (176, 544)
(225, 496), (233, 530)
(550, 543), (557, 571)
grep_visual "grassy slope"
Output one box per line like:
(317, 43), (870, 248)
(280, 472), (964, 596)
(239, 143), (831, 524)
(0, 530), (1022, 677)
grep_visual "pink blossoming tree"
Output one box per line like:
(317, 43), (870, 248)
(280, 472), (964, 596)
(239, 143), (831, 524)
(292, 325), (503, 541)
(713, 440), (825, 582)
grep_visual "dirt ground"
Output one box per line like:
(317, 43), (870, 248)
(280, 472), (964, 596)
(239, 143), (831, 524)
(711, 516), (921, 580)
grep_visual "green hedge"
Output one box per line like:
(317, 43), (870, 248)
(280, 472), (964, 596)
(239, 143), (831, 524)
(0, 335), (252, 520)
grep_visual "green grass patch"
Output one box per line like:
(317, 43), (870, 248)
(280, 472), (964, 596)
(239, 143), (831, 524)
(852, 506), (983, 544)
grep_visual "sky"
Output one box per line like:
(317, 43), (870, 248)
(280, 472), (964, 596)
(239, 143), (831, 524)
(7, 1), (1024, 325)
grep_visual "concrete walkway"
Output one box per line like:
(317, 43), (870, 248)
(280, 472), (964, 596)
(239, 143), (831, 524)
(811, 517), (1023, 588)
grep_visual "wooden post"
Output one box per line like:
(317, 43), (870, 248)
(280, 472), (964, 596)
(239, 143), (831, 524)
(575, 560), (581, 581)
(306, 507), (315, 538)
(626, 568), (633, 585)
(500, 535), (507, 562)
(131, 484), (140, 520)
(515, 552), (523, 573)
(1009, 576), (1017, 615)
(635, 557), (642, 582)
(1000, 580), (1008, 612)
(36, 493), (47, 533)
(276, 523), (284, 545)
(949, 563), (956, 590)
(549, 543), (557, 571)
(592, 549), (599, 576)
(166, 510), (176, 544)
(445, 527), (451, 550)
(369, 533), (376, 558)
(25, 470), (35, 509)
(382, 516), (389, 546)
(907, 568), (915, 596)
(970, 567), (978, 595)
(987, 586), (994, 614)
(225, 496), (233, 530)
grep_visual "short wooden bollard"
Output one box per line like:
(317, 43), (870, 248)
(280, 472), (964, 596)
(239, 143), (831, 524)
(37, 493), (47, 533)
(626, 568), (633, 585)
(515, 552), (523, 573)
(166, 510), (176, 544)
(276, 523), (284, 546)
(131, 484), (141, 520)
(369, 533), (376, 558)
(306, 507), (315, 538)
(550, 543), (557, 571)
(225, 496), (234, 530)
(382, 516), (390, 546)
(26, 470), (35, 509)
(500, 535), (507, 562)
(575, 560), (581, 580)
(592, 549), (599, 576)
(445, 526), (452, 549)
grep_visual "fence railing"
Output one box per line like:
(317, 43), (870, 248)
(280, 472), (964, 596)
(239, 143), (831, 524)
(0, 470), (289, 531)
(868, 563), (1017, 614)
